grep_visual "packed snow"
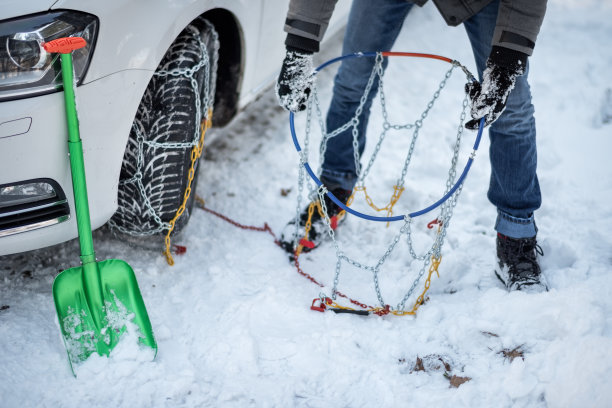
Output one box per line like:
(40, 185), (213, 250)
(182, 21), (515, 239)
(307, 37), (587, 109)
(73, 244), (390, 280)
(1, 1), (612, 407)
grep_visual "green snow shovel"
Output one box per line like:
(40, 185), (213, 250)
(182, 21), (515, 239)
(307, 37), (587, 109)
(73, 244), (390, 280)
(47, 37), (156, 374)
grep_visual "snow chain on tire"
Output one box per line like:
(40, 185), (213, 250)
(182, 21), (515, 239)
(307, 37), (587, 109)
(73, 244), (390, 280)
(109, 19), (219, 257)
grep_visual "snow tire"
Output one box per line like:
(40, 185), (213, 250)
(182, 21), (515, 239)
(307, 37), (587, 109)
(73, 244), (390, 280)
(110, 19), (218, 241)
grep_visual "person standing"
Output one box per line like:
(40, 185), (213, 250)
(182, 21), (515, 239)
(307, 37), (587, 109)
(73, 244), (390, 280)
(276, 0), (547, 292)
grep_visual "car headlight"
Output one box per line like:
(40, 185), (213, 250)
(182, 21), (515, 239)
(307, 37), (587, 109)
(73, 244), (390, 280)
(0, 10), (98, 101)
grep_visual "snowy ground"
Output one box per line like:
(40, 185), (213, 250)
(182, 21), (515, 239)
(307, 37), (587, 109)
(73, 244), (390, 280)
(2, 1), (612, 407)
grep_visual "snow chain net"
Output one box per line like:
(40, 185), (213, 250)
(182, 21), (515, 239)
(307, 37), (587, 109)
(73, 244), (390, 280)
(295, 53), (471, 316)
(108, 22), (218, 266)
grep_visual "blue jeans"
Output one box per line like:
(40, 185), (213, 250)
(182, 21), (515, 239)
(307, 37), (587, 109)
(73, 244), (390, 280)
(321, 0), (540, 239)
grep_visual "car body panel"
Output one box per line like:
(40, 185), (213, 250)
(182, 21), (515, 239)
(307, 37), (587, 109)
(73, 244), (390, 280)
(0, 69), (150, 255)
(1, 0), (57, 20)
(52, 0), (266, 107)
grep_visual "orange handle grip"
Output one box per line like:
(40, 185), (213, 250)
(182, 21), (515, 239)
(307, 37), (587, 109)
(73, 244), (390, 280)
(43, 37), (87, 54)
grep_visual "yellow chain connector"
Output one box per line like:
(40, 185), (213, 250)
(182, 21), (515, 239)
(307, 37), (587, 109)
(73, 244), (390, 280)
(354, 184), (405, 226)
(402, 254), (441, 315)
(326, 299), (360, 312)
(163, 109), (213, 265)
(295, 201), (317, 258)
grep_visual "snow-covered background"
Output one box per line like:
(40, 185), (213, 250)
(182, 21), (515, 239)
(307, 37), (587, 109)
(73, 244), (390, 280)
(2, 1), (612, 407)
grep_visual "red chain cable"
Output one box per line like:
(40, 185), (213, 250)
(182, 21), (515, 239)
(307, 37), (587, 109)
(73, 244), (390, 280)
(293, 256), (325, 288)
(335, 291), (372, 310)
(381, 51), (453, 64)
(196, 198), (280, 245)
(196, 197), (372, 310)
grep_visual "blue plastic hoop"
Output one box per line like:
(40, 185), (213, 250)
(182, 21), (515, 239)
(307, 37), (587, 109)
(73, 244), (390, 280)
(289, 52), (485, 222)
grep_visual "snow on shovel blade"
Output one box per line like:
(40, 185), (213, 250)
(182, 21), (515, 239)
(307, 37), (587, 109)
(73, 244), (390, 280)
(53, 259), (157, 373)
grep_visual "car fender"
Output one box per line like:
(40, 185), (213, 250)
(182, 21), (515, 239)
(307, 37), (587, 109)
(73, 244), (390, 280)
(52, 0), (263, 96)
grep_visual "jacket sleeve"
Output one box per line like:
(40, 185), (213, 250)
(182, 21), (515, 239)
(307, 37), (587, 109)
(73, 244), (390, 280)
(493, 0), (547, 56)
(284, 0), (339, 52)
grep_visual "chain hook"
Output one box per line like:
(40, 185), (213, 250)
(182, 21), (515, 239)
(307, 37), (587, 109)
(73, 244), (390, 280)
(310, 297), (332, 312)
(427, 218), (443, 229)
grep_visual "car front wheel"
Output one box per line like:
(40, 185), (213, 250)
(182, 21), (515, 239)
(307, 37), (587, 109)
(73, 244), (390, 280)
(109, 19), (218, 246)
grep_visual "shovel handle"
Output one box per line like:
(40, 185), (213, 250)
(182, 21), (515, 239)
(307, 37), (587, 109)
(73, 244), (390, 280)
(43, 37), (87, 54)
(51, 39), (96, 261)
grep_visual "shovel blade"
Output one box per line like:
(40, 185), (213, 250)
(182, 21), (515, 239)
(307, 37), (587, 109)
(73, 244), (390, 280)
(53, 259), (156, 369)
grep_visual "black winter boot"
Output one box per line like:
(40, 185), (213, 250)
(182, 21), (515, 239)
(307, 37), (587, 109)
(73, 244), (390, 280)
(279, 187), (352, 257)
(495, 233), (547, 292)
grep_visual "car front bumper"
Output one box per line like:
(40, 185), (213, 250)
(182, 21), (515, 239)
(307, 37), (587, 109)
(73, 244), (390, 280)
(0, 68), (151, 255)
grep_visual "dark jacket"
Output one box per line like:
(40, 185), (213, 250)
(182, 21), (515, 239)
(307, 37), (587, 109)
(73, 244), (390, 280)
(285, 0), (546, 56)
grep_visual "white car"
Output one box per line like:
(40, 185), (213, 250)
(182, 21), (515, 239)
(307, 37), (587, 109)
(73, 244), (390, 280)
(0, 0), (349, 256)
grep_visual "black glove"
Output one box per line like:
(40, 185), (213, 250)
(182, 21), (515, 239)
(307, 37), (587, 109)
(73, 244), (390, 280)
(276, 46), (314, 112)
(465, 47), (527, 130)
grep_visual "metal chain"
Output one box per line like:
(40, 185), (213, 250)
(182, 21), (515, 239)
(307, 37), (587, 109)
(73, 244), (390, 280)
(397, 65), (456, 188)
(295, 52), (473, 312)
(317, 53), (383, 173)
(392, 90), (469, 307)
